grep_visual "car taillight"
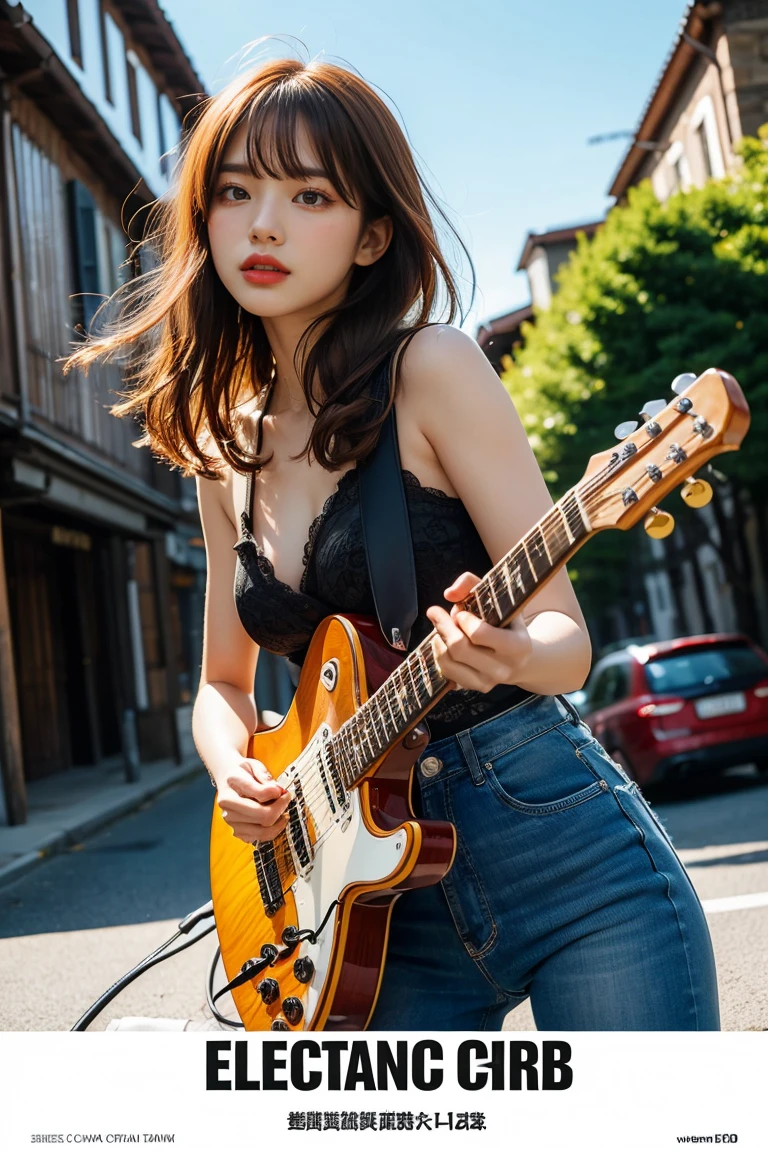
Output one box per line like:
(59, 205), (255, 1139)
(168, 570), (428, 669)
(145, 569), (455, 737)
(637, 699), (685, 718)
(754, 682), (768, 699)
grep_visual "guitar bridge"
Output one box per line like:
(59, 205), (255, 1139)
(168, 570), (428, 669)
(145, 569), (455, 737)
(253, 841), (285, 917)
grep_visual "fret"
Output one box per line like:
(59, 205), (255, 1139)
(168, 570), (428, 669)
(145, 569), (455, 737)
(558, 501), (574, 545)
(405, 653), (427, 709)
(500, 563), (517, 610)
(511, 545), (534, 598)
(562, 491), (586, 542)
(384, 679), (402, 725)
(573, 486), (592, 532)
(375, 690), (391, 741)
(391, 673), (410, 721)
(525, 526), (550, 582)
(425, 639), (445, 690)
(416, 647), (434, 695)
(477, 581), (496, 623)
(489, 568), (515, 622)
(462, 589), (481, 618)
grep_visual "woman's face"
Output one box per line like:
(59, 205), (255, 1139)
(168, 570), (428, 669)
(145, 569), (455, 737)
(207, 122), (389, 322)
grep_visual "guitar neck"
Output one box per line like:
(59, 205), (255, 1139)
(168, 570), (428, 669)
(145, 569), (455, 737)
(330, 486), (592, 788)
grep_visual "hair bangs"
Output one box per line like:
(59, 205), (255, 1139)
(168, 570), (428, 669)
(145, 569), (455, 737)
(234, 82), (368, 210)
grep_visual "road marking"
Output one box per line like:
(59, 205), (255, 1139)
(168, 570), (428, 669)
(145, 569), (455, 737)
(677, 840), (768, 865)
(701, 890), (768, 914)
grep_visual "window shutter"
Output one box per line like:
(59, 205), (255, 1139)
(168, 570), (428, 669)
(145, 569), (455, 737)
(67, 180), (101, 333)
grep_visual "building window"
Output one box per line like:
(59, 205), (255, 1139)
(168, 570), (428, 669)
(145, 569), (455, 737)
(666, 140), (690, 195)
(696, 121), (712, 178)
(99, 1), (113, 104)
(67, 180), (101, 334)
(66, 0), (83, 67)
(126, 51), (142, 144)
(156, 92), (168, 177)
(691, 95), (725, 181)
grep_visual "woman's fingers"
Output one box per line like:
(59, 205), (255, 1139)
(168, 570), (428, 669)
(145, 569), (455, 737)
(217, 758), (291, 843)
(426, 601), (531, 692)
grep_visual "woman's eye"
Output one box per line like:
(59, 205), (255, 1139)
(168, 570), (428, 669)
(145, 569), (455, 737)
(294, 189), (330, 207)
(218, 184), (249, 201)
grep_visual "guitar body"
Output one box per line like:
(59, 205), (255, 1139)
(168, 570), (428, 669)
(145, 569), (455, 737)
(210, 613), (457, 1031)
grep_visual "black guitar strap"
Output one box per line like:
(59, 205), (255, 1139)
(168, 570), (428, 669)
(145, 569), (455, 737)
(358, 349), (419, 652)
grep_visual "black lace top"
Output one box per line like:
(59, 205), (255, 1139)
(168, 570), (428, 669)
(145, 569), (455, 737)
(232, 464), (531, 741)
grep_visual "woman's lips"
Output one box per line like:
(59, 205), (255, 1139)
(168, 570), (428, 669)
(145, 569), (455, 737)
(241, 266), (289, 285)
(240, 255), (289, 285)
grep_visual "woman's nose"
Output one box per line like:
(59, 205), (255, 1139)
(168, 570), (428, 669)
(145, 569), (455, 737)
(248, 198), (283, 244)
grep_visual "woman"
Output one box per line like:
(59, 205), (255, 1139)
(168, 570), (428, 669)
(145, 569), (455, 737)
(67, 57), (719, 1031)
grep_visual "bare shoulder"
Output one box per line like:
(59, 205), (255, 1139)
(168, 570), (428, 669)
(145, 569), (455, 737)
(399, 324), (495, 384)
(397, 324), (519, 441)
(196, 405), (258, 534)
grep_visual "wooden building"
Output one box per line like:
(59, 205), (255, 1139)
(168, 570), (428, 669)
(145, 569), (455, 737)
(0, 0), (207, 825)
(610, 0), (768, 202)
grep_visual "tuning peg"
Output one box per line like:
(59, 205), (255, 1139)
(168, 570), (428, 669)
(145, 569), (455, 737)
(671, 373), (697, 395)
(644, 507), (675, 539)
(681, 477), (713, 508)
(615, 420), (639, 440)
(640, 399), (667, 420)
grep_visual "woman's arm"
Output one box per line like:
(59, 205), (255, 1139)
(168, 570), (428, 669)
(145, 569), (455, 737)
(401, 325), (592, 696)
(192, 473), (289, 842)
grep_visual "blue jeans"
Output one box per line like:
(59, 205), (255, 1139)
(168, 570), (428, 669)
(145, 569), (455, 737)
(369, 694), (720, 1031)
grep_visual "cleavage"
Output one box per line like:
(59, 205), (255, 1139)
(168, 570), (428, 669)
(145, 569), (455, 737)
(250, 461), (355, 594)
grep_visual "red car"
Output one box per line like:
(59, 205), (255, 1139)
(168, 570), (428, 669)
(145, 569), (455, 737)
(580, 633), (768, 787)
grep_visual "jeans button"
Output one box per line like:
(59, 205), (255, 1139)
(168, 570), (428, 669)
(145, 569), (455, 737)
(420, 756), (443, 778)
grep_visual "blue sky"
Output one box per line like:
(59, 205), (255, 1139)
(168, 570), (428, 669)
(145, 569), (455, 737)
(160, 0), (686, 332)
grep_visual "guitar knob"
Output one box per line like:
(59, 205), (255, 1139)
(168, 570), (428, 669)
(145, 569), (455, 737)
(270, 1019), (290, 1031)
(257, 978), (280, 1005)
(282, 997), (304, 1025)
(293, 957), (315, 984)
(681, 478), (713, 508)
(644, 508), (675, 539)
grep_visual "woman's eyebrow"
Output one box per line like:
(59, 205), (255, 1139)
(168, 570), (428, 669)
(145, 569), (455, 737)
(218, 161), (330, 179)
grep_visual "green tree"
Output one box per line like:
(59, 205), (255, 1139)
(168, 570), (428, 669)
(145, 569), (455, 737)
(502, 127), (768, 640)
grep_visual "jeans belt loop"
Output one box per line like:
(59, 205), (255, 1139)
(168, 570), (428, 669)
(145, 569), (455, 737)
(556, 693), (581, 726)
(455, 729), (486, 786)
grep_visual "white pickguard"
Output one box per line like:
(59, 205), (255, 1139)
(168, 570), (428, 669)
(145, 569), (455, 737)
(289, 786), (407, 1028)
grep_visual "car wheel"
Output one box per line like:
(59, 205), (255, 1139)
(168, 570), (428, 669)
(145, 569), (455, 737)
(608, 748), (635, 782)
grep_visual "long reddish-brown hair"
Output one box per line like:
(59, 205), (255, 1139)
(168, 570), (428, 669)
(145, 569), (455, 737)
(64, 58), (472, 478)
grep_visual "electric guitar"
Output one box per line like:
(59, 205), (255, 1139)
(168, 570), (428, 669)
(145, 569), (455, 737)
(210, 368), (750, 1030)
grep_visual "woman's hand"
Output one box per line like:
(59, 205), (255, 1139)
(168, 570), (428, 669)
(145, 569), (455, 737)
(215, 758), (290, 844)
(426, 571), (532, 693)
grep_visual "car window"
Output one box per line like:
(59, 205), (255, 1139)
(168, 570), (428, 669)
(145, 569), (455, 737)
(588, 662), (630, 709)
(645, 644), (767, 694)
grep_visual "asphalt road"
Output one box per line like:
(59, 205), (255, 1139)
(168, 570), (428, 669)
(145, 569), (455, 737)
(1, 769), (766, 1032)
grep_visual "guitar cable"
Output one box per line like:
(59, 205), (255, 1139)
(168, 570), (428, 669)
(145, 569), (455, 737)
(70, 900), (217, 1031)
(71, 895), (342, 1031)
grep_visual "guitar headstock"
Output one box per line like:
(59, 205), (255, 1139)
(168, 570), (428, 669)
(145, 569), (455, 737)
(578, 369), (750, 535)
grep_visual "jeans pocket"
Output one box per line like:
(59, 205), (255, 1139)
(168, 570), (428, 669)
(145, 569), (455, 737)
(575, 736), (635, 787)
(483, 725), (609, 814)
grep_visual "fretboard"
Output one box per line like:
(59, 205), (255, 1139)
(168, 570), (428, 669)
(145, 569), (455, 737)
(328, 487), (591, 789)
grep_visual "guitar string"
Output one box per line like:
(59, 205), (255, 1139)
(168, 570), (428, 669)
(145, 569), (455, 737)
(260, 427), (702, 887)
